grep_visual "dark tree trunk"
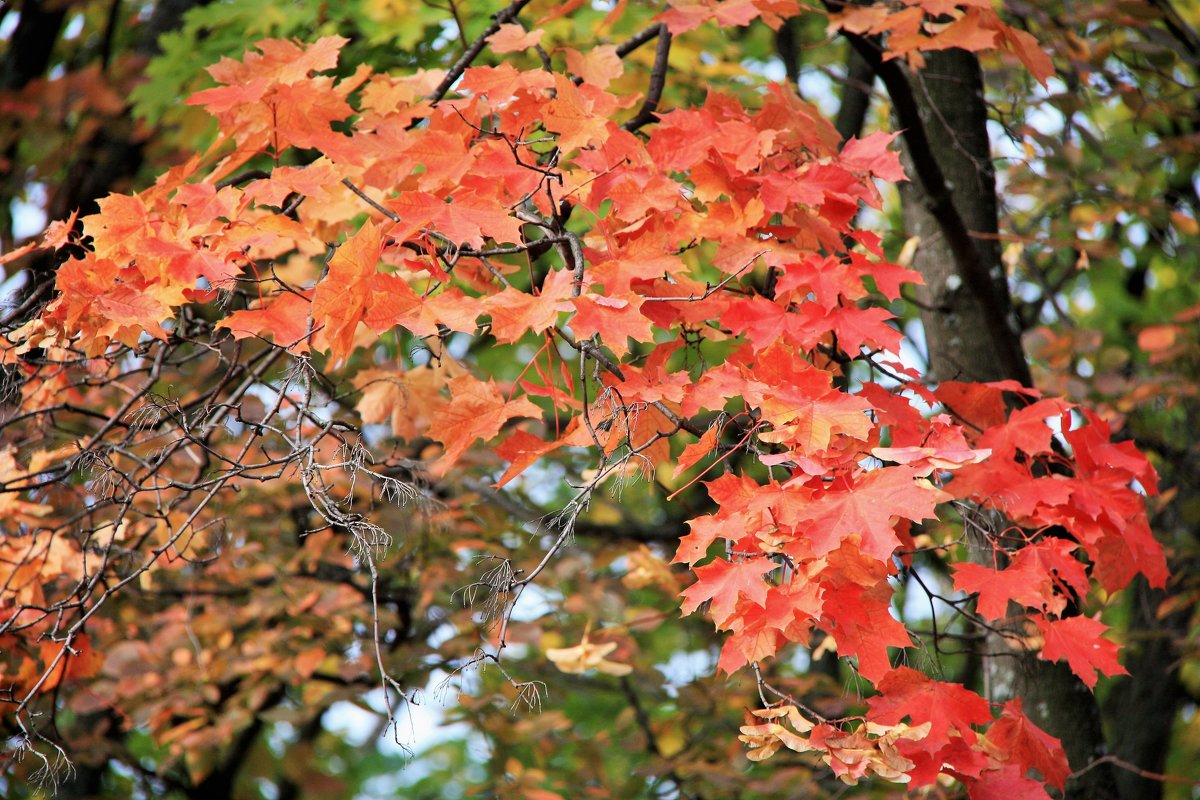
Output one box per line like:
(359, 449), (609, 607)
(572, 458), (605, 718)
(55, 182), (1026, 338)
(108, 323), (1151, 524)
(1105, 530), (1194, 800)
(834, 44), (874, 144)
(896, 51), (1017, 385)
(889, 48), (1119, 799)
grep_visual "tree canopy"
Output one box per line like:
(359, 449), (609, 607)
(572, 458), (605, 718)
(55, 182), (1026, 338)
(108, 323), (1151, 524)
(0, 1), (1198, 798)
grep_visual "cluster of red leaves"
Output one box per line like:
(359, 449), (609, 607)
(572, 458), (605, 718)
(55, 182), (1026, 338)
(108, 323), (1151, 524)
(0, 4), (1165, 795)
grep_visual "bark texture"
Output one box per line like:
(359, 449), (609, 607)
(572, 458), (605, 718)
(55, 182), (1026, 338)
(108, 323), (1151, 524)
(896, 51), (1018, 384)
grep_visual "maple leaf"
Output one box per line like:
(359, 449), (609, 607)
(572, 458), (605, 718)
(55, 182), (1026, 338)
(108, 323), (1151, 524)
(785, 467), (949, 561)
(37, 634), (104, 694)
(840, 132), (906, 182)
(393, 129), (476, 193)
(569, 293), (654, 358)
(717, 582), (822, 672)
(822, 303), (904, 354)
(564, 46), (623, 89)
(924, 9), (999, 54)
(609, 353), (692, 406)
(492, 418), (593, 488)
(459, 63), (555, 102)
(1065, 408), (1159, 493)
(953, 538), (1089, 620)
(490, 23), (544, 53)
(84, 193), (153, 260)
(388, 190), (523, 248)
(657, 0), (781, 34)
(679, 556), (779, 629)
(37, 208), (79, 250)
(979, 398), (1071, 457)
(354, 361), (463, 442)
(673, 425), (718, 479)
(0, 449), (55, 527)
(484, 268), (575, 344)
(231, 35), (348, 85)
(983, 699), (1070, 791)
(95, 286), (172, 338)
(542, 74), (610, 152)
(672, 515), (724, 566)
(993, 22), (1055, 86)
(621, 545), (679, 592)
(867, 667), (992, 750)
(723, 295), (818, 352)
(428, 375), (541, 473)
(217, 291), (312, 353)
(717, 625), (786, 675)
(757, 387), (873, 453)
(967, 765), (1054, 800)
(935, 380), (1034, 431)
(817, 579), (912, 681)
(310, 220), (383, 362)
(243, 159), (341, 205)
(1034, 615), (1127, 690)
(267, 80), (356, 150)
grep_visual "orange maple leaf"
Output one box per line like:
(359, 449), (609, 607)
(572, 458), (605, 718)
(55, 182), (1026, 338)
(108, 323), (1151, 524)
(569, 292), (654, 358)
(217, 291), (313, 353)
(429, 375), (541, 474)
(311, 220), (383, 361)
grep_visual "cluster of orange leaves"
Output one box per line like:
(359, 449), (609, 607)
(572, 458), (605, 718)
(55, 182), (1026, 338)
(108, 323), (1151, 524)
(0, 2), (1166, 794)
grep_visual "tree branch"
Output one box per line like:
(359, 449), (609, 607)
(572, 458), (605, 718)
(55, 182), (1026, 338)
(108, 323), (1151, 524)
(426, 0), (536, 105)
(622, 24), (672, 133)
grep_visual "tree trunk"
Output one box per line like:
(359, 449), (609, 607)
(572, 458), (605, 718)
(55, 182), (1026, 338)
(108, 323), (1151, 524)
(892, 49), (1118, 799)
(896, 51), (1016, 385)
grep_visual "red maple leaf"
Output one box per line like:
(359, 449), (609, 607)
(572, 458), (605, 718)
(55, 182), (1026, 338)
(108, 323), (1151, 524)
(679, 556), (779, 629)
(717, 582), (819, 673)
(95, 285), (172, 338)
(952, 538), (1089, 620)
(983, 699), (1070, 791)
(839, 132), (906, 182)
(672, 515), (725, 566)
(542, 74), (611, 152)
(817, 578), (911, 681)
(867, 666), (992, 750)
(673, 425), (718, 479)
(757, 387), (873, 454)
(784, 467), (949, 561)
(967, 764), (1054, 800)
(1035, 614), (1127, 690)
(724, 295), (818, 352)
(388, 190), (523, 248)
(489, 23), (544, 54)
(492, 429), (558, 489)
(484, 267), (575, 344)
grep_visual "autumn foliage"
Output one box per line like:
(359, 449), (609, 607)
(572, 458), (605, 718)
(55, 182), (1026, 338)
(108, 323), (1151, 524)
(0, 1), (1178, 797)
